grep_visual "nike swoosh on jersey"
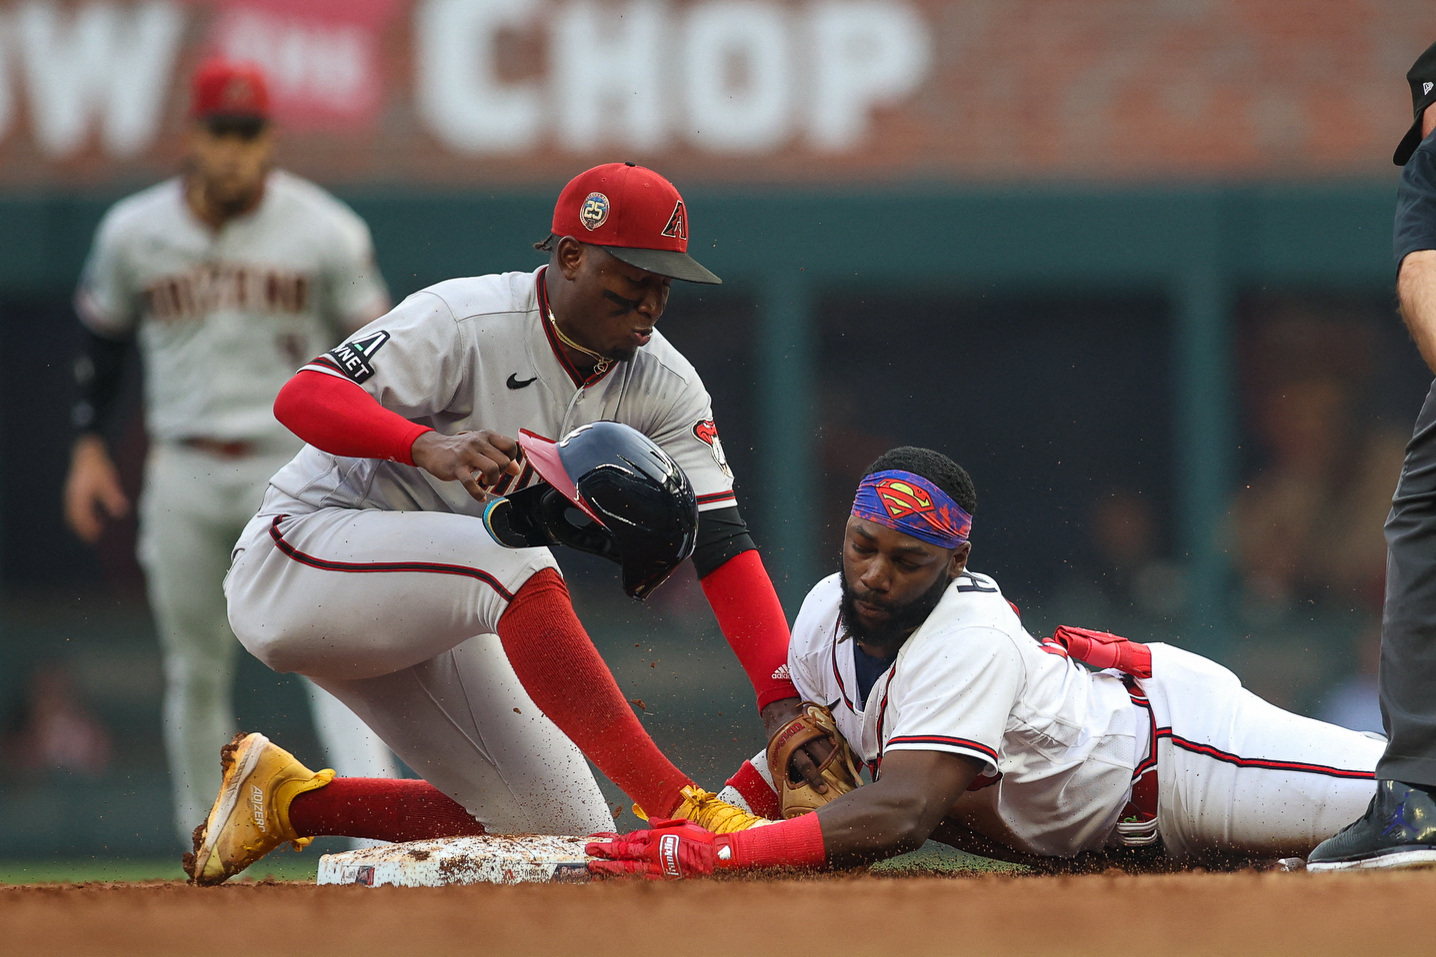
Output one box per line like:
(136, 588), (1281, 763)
(506, 373), (539, 389)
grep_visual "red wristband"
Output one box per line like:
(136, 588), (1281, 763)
(700, 550), (798, 709)
(716, 812), (826, 870)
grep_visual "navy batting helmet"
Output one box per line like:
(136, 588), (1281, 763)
(482, 422), (698, 599)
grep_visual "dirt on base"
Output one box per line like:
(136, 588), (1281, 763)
(2, 870), (1432, 957)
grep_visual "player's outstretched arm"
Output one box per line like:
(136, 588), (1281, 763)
(813, 749), (985, 868)
(588, 749), (982, 878)
(63, 434), (129, 543)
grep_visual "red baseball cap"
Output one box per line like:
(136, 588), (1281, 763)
(549, 163), (720, 285)
(190, 58), (270, 121)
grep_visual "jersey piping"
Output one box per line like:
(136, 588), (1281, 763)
(827, 618), (858, 715)
(1158, 729), (1376, 780)
(884, 734), (1001, 761)
(266, 516), (515, 601)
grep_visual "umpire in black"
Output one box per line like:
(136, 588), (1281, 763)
(1310, 43), (1436, 870)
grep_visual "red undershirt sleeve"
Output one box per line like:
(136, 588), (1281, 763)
(274, 369), (433, 466)
(699, 549), (799, 709)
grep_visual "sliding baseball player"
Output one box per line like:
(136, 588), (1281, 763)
(589, 447), (1385, 876)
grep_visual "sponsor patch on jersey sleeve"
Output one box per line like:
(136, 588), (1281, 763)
(692, 418), (733, 480)
(314, 330), (391, 383)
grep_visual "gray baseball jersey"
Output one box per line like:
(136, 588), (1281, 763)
(75, 170), (389, 444)
(265, 266), (736, 519)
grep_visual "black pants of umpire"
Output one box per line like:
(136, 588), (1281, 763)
(1380, 377), (1436, 786)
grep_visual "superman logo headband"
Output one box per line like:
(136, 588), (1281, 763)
(851, 470), (972, 548)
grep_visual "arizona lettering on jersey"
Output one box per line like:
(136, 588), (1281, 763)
(142, 264), (310, 321)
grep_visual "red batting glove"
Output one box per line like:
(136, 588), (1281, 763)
(586, 819), (725, 880)
(1049, 625), (1152, 678)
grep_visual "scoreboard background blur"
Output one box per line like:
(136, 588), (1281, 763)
(0, 0), (1430, 857)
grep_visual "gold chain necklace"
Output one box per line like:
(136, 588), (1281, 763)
(547, 307), (610, 375)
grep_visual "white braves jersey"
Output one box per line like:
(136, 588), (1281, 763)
(75, 170), (389, 444)
(265, 267), (736, 519)
(789, 572), (1142, 857)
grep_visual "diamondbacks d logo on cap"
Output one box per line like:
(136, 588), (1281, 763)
(661, 201), (688, 240)
(876, 478), (935, 519)
(580, 192), (610, 230)
(1425, 81), (1434, 96)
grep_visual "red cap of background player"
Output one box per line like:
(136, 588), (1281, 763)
(549, 163), (721, 285)
(190, 58), (270, 121)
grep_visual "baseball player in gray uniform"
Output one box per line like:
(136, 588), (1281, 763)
(586, 447), (1387, 877)
(186, 162), (804, 884)
(63, 59), (397, 847)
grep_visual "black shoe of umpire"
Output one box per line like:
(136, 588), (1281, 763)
(1307, 780), (1436, 871)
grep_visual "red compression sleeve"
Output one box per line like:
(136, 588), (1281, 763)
(700, 550), (798, 709)
(499, 568), (693, 818)
(274, 369), (433, 465)
(289, 778), (487, 843)
(717, 811), (826, 869)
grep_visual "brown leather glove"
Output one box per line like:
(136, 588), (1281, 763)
(767, 702), (863, 819)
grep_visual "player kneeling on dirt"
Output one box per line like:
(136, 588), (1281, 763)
(186, 423), (770, 886)
(586, 446), (1386, 877)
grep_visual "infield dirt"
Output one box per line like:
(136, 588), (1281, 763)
(1, 869), (1430, 957)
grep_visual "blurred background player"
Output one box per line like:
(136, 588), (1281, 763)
(61, 58), (397, 848)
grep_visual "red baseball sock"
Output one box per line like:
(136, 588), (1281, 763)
(725, 759), (782, 821)
(289, 778), (486, 842)
(498, 568), (692, 817)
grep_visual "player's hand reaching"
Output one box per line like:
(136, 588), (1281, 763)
(64, 435), (130, 543)
(586, 819), (722, 879)
(411, 429), (522, 501)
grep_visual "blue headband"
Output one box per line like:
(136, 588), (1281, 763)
(851, 470), (972, 548)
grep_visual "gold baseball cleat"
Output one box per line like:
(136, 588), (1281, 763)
(637, 784), (773, 834)
(182, 732), (335, 886)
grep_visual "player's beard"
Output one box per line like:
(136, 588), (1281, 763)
(837, 562), (951, 652)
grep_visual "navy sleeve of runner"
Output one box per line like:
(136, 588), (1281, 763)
(1395, 139), (1436, 265)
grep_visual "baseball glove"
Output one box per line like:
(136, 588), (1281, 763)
(767, 702), (863, 819)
